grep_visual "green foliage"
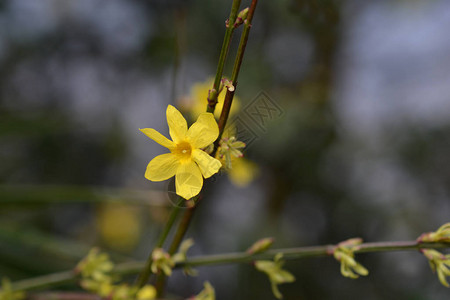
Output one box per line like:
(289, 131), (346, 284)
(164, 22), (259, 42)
(255, 253), (295, 299)
(331, 238), (368, 279)
(189, 281), (215, 300)
(421, 249), (450, 288)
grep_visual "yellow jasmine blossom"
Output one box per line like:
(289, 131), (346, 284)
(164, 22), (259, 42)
(141, 105), (222, 200)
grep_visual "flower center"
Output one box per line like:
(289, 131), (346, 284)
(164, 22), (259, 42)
(174, 141), (192, 161)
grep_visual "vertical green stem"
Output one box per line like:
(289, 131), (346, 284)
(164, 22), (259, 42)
(214, 0), (259, 153)
(154, 199), (199, 297)
(207, 0), (242, 113)
(135, 197), (184, 288)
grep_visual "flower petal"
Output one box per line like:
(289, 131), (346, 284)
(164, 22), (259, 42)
(187, 113), (219, 149)
(167, 105), (188, 143)
(140, 128), (175, 149)
(175, 160), (203, 199)
(145, 153), (180, 181)
(192, 149), (221, 178)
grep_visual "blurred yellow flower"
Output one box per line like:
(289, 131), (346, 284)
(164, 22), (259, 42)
(224, 156), (258, 187)
(141, 105), (222, 199)
(218, 129), (258, 187)
(180, 78), (240, 120)
(97, 203), (141, 252)
(0, 278), (24, 300)
(137, 285), (156, 300)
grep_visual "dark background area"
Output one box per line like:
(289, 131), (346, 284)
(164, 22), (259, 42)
(0, 0), (449, 299)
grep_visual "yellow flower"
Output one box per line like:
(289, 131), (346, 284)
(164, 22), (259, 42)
(140, 105), (222, 200)
(0, 278), (25, 300)
(225, 156), (258, 187)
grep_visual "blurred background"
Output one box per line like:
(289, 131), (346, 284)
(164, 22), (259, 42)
(1, 0), (450, 299)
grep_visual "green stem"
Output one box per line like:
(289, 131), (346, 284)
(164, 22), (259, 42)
(27, 292), (100, 300)
(0, 184), (166, 206)
(154, 200), (198, 297)
(213, 0), (259, 155)
(207, 0), (242, 113)
(10, 241), (450, 292)
(11, 271), (77, 292)
(135, 197), (184, 288)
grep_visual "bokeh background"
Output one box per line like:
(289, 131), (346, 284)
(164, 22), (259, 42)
(1, 0), (450, 299)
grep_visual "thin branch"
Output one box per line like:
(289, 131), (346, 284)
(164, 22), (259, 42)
(135, 196), (185, 288)
(12, 270), (77, 292)
(213, 0), (259, 155)
(154, 198), (198, 297)
(26, 292), (101, 300)
(9, 241), (450, 292)
(0, 184), (167, 207)
(207, 0), (242, 113)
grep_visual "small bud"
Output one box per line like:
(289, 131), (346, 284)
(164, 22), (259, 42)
(418, 223), (450, 243)
(221, 78), (235, 92)
(207, 89), (218, 106)
(189, 281), (215, 300)
(151, 248), (175, 276)
(218, 136), (246, 170)
(247, 237), (275, 254)
(234, 8), (249, 28)
(75, 248), (114, 282)
(255, 254), (295, 299)
(421, 249), (450, 287)
(173, 238), (195, 263)
(331, 238), (368, 279)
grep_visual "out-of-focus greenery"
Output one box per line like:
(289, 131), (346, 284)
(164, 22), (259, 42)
(1, 0), (449, 299)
